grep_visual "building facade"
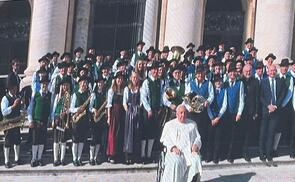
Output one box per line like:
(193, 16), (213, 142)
(0, 0), (294, 88)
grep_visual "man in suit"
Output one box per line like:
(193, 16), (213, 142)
(241, 64), (259, 162)
(259, 65), (286, 166)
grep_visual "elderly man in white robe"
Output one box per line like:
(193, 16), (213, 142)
(160, 105), (202, 182)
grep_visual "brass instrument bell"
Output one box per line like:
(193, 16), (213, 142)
(171, 46), (185, 61)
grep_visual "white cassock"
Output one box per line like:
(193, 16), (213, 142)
(160, 118), (202, 182)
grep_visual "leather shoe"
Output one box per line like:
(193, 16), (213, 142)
(38, 160), (43, 166)
(31, 160), (37, 167)
(61, 160), (66, 166)
(268, 160), (278, 167)
(15, 160), (22, 165)
(227, 159), (234, 164)
(77, 159), (82, 166)
(89, 159), (95, 166)
(53, 160), (60, 167)
(5, 162), (11, 169)
(73, 160), (78, 167)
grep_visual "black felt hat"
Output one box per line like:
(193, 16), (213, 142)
(78, 75), (89, 83)
(162, 46), (170, 53)
(40, 76), (50, 84)
(265, 53), (276, 60)
(244, 38), (254, 44)
(61, 52), (72, 60)
(255, 61), (264, 69)
(59, 76), (71, 85)
(193, 56), (203, 63)
(228, 63), (236, 72)
(136, 40), (145, 46)
(74, 47), (84, 54)
(195, 66), (205, 73)
(52, 51), (60, 57)
(57, 62), (69, 69)
(186, 42), (195, 49)
(279, 58), (290, 67)
(146, 46), (155, 54)
(38, 56), (49, 63)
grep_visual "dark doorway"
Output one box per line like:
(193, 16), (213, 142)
(203, 0), (244, 51)
(0, 0), (31, 75)
(91, 0), (146, 58)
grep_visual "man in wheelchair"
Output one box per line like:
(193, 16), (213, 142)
(159, 105), (202, 182)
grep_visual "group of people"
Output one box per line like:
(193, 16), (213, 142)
(1, 38), (294, 174)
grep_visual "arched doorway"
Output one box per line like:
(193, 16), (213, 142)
(203, 0), (244, 50)
(0, 0), (31, 74)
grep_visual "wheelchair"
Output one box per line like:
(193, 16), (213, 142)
(156, 146), (201, 182)
(156, 146), (166, 182)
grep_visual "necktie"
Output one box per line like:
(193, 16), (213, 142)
(176, 81), (179, 87)
(271, 78), (276, 104)
(230, 81), (233, 87)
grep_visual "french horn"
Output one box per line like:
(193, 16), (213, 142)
(183, 93), (206, 113)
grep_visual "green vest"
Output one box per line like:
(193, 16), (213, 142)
(33, 92), (51, 121)
(75, 91), (90, 108)
(94, 92), (106, 109)
(148, 77), (161, 109)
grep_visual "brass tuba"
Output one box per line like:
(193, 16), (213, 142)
(183, 93), (206, 113)
(171, 46), (185, 61)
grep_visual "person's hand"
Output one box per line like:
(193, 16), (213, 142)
(148, 111), (153, 119)
(12, 98), (21, 109)
(191, 144), (199, 153)
(94, 109), (99, 118)
(188, 107), (193, 113)
(29, 122), (34, 128)
(158, 109), (162, 115)
(171, 146), (181, 155)
(235, 114), (241, 122)
(107, 117), (111, 125)
(170, 104), (177, 110)
(203, 101), (209, 108)
(77, 107), (83, 114)
(212, 117), (220, 126)
(268, 105), (277, 113)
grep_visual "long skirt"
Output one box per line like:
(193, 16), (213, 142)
(107, 104), (125, 156)
(123, 105), (141, 154)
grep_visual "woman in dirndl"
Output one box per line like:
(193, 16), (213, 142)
(123, 71), (142, 164)
(106, 71), (126, 163)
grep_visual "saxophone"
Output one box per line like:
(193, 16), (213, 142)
(93, 101), (107, 123)
(72, 94), (92, 123)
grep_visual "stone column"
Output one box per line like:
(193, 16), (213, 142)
(254, 0), (295, 63)
(243, 0), (257, 41)
(142, 0), (159, 49)
(72, 0), (91, 52)
(164, 0), (205, 49)
(158, 0), (168, 49)
(21, 0), (75, 89)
